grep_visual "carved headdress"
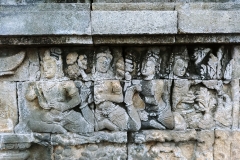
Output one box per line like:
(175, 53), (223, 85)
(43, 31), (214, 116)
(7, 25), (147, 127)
(41, 48), (65, 80)
(96, 47), (113, 61)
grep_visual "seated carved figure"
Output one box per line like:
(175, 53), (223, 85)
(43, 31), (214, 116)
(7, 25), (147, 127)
(26, 49), (92, 134)
(126, 49), (175, 130)
(94, 80), (129, 131)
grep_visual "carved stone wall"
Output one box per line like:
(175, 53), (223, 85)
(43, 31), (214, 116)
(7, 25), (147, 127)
(1, 1), (240, 160)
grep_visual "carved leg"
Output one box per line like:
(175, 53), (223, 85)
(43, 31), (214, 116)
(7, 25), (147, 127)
(64, 111), (93, 133)
(141, 120), (166, 130)
(96, 119), (119, 131)
(28, 120), (67, 134)
(157, 108), (175, 130)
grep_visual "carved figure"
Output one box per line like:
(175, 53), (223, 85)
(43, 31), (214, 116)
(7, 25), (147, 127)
(92, 47), (114, 80)
(171, 47), (189, 78)
(94, 80), (128, 131)
(95, 80), (141, 131)
(26, 49), (93, 133)
(125, 49), (175, 130)
(78, 54), (90, 81)
(65, 52), (80, 79)
(0, 51), (26, 76)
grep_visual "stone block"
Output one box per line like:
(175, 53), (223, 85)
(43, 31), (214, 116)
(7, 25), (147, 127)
(51, 131), (127, 145)
(214, 130), (240, 160)
(0, 48), (40, 81)
(0, 82), (18, 133)
(0, 4), (91, 35)
(54, 143), (127, 160)
(92, 11), (177, 35)
(128, 130), (214, 160)
(129, 130), (197, 143)
(15, 80), (94, 134)
(178, 10), (240, 34)
(172, 80), (233, 130)
(128, 142), (196, 160)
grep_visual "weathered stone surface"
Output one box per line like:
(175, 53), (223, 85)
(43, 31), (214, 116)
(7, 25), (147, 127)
(232, 46), (240, 79)
(0, 36), (93, 45)
(94, 80), (141, 131)
(130, 130), (197, 143)
(54, 143), (127, 160)
(92, 3), (175, 11)
(92, 11), (177, 35)
(214, 130), (240, 160)
(0, 48), (39, 81)
(175, 34), (240, 43)
(51, 131), (127, 145)
(179, 10), (240, 34)
(0, 4), (91, 35)
(0, 0), (90, 4)
(93, 0), (233, 2)
(129, 130), (214, 160)
(0, 82), (18, 133)
(128, 142), (196, 160)
(125, 80), (174, 130)
(173, 80), (233, 130)
(16, 80), (94, 134)
(93, 35), (175, 44)
(63, 47), (124, 81)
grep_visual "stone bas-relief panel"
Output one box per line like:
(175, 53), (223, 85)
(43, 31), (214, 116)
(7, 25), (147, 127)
(124, 47), (171, 80)
(173, 80), (233, 130)
(54, 143), (127, 160)
(125, 46), (232, 80)
(124, 80), (174, 130)
(15, 81), (94, 134)
(64, 46), (124, 81)
(0, 48), (40, 81)
(0, 82), (18, 132)
(94, 80), (141, 131)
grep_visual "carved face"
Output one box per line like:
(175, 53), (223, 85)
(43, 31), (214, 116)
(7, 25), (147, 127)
(66, 53), (78, 65)
(141, 60), (155, 76)
(96, 56), (111, 73)
(78, 55), (88, 70)
(43, 61), (57, 79)
(173, 59), (188, 77)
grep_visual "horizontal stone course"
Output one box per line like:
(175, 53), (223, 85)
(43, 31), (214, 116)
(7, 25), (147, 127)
(0, 4), (91, 36)
(91, 11), (177, 35)
(178, 10), (240, 34)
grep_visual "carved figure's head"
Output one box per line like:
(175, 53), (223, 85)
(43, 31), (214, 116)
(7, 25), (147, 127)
(78, 55), (88, 70)
(173, 48), (189, 77)
(141, 47), (160, 80)
(66, 52), (78, 65)
(96, 47), (113, 73)
(43, 50), (57, 79)
(42, 48), (63, 79)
